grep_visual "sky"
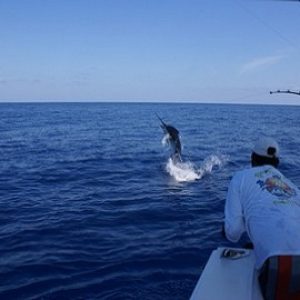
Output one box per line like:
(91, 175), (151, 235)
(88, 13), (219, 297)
(0, 0), (300, 104)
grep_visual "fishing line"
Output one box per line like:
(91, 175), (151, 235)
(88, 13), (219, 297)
(235, 0), (299, 51)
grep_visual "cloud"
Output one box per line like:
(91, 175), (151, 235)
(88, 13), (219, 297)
(0, 78), (41, 85)
(0, 79), (8, 85)
(240, 55), (284, 74)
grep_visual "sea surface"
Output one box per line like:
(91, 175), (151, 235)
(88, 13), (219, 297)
(1, 102), (300, 300)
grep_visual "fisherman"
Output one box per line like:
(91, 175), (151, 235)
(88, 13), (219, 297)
(224, 137), (300, 299)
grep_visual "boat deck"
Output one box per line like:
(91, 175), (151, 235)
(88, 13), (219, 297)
(190, 247), (264, 300)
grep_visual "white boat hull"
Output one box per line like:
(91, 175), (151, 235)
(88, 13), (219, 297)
(190, 247), (264, 300)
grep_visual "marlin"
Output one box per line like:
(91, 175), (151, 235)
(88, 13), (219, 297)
(156, 114), (182, 162)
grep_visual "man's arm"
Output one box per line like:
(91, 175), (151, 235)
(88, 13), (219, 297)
(224, 175), (246, 242)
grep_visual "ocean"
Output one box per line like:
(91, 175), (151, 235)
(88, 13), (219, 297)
(1, 102), (300, 300)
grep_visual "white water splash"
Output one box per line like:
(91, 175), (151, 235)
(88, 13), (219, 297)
(161, 134), (228, 182)
(162, 134), (170, 147)
(165, 154), (228, 182)
(197, 154), (226, 177)
(166, 158), (201, 182)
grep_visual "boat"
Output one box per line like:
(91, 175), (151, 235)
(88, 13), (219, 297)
(190, 247), (264, 300)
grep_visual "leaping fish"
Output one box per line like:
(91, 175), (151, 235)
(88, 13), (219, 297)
(156, 114), (182, 163)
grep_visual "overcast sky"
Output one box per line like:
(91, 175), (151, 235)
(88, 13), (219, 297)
(0, 0), (300, 104)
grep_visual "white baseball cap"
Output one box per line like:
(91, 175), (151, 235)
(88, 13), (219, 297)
(253, 137), (279, 158)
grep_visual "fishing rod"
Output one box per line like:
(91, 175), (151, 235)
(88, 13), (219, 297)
(270, 0), (300, 2)
(270, 90), (300, 96)
(267, 1), (300, 97)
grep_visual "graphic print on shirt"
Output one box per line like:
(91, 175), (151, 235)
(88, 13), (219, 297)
(255, 169), (297, 200)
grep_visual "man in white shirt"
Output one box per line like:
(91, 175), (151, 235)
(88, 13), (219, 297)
(224, 137), (300, 299)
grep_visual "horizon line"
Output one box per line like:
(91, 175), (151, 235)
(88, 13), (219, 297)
(0, 100), (299, 106)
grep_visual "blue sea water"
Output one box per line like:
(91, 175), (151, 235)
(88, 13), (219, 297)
(1, 102), (300, 300)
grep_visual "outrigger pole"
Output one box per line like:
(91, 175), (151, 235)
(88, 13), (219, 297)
(270, 90), (300, 96)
